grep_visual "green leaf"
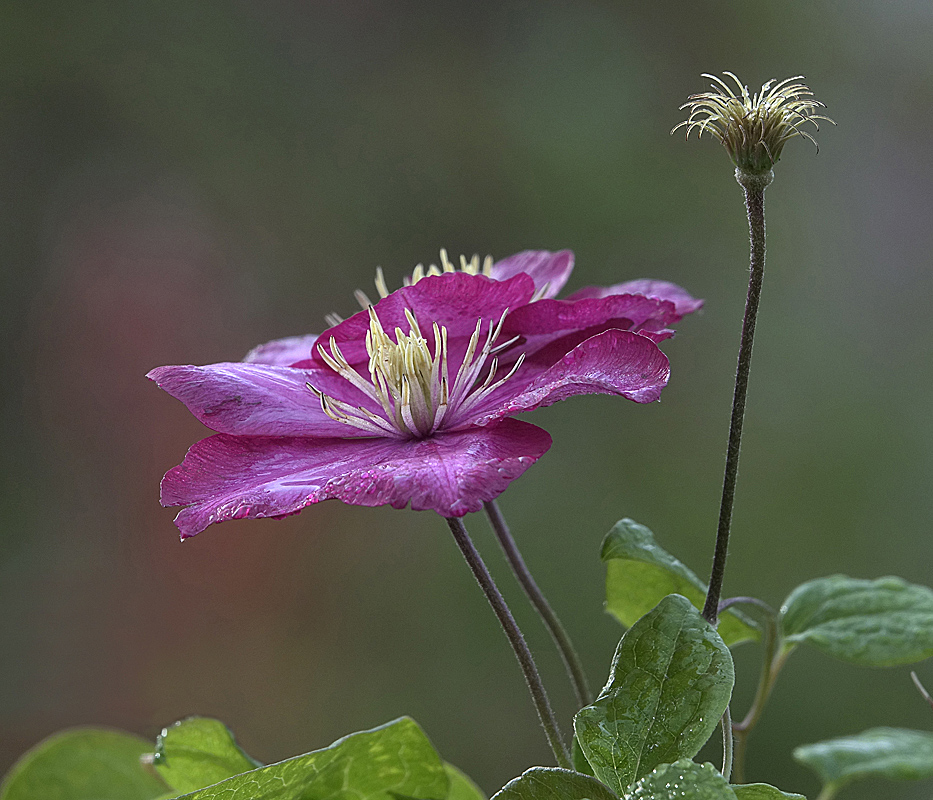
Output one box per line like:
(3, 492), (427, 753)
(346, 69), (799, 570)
(490, 767), (619, 800)
(573, 595), (735, 795)
(793, 727), (933, 791)
(628, 760), (736, 799)
(602, 519), (759, 648)
(0, 728), (168, 800)
(571, 737), (595, 777)
(445, 763), (486, 800)
(780, 575), (933, 666)
(731, 784), (806, 799)
(153, 717), (262, 794)
(170, 717), (447, 800)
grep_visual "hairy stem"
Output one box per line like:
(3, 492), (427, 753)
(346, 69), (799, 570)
(484, 500), (593, 708)
(445, 515), (572, 768)
(702, 168), (773, 625)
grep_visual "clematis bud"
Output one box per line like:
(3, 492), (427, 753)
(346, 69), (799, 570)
(673, 72), (832, 180)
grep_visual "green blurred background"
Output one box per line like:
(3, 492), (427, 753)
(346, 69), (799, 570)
(1, 1), (932, 798)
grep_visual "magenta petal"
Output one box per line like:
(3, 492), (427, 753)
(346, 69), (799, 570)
(466, 330), (670, 426)
(567, 279), (703, 318)
(491, 250), (574, 299)
(504, 293), (679, 336)
(500, 293), (681, 357)
(147, 362), (376, 438)
(161, 418), (552, 536)
(243, 333), (320, 367)
(312, 271), (536, 367)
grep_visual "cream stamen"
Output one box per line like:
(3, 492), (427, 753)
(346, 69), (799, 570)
(310, 306), (521, 439)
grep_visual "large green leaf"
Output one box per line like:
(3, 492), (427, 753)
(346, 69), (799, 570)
(0, 728), (168, 800)
(793, 727), (933, 791)
(490, 767), (618, 800)
(172, 717), (447, 800)
(444, 763), (486, 800)
(153, 717), (262, 794)
(627, 760), (735, 799)
(602, 519), (759, 648)
(780, 575), (933, 665)
(571, 737), (595, 776)
(573, 595), (735, 795)
(731, 784), (805, 799)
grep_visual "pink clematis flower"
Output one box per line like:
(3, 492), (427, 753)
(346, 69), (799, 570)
(149, 270), (681, 537)
(243, 249), (702, 367)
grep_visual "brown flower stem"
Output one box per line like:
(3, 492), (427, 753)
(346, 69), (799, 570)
(702, 168), (773, 626)
(445, 515), (572, 768)
(483, 500), (593, 709)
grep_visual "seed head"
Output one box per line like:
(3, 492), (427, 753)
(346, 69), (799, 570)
(673, 73), (833, 176)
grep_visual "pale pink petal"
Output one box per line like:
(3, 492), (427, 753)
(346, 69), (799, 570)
(147, 362), (381, 438)
(490, 250), (574, 299)
(161, 418), (552, 536)
(567, 279), (703, 318)
(243, 333), (319, 366)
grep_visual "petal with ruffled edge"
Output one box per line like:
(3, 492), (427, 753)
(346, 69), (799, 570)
(499, 293), (682, 361)
(490, 250), (574, 299)
(147, 362), (382, 438)
(161, 418), (552, 537)
(306, 271), (536, 367)
(567, 279), (703, 319)
(243, 333), (319, 367)
(459, 329), (670, 428)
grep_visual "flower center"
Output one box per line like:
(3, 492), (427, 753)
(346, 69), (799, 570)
(309, 307), (523, 439)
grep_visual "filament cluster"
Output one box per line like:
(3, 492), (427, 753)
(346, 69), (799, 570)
(310, 306), (523, 439)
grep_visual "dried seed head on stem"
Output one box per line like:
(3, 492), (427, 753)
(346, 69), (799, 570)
(673, 72), (833, 176)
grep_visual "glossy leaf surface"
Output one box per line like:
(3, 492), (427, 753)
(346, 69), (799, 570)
(153, 717), (261, 794)
(628, 760), (735, 799)
(573, 595), (734, 795)
(572, 737), (595, 776)
(0, 728), (167, 800)
(172, 717), (447, 800)
(731, 784), (805, 799)
(780, 575), (933, 665)
(602, 519), (758, 647)
(490, 767), (618, 800)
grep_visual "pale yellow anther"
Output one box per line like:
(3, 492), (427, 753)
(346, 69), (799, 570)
(358, 249), (497, 310)
(440, 248), (456, 272)
(374, 267), (390, 299)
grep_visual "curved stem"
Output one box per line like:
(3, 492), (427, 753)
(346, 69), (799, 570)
(445, 515), (572, 768)
(718, 595), (776, 618)
(702, 168), (773, 625)
(815, 785), (839, 800)
(718, 595), (792, 784)
(484, 500), (593, 708)
(730, 604), (779, 783)
(721, 706), (734, 782)
(911, 671), (933, 711)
